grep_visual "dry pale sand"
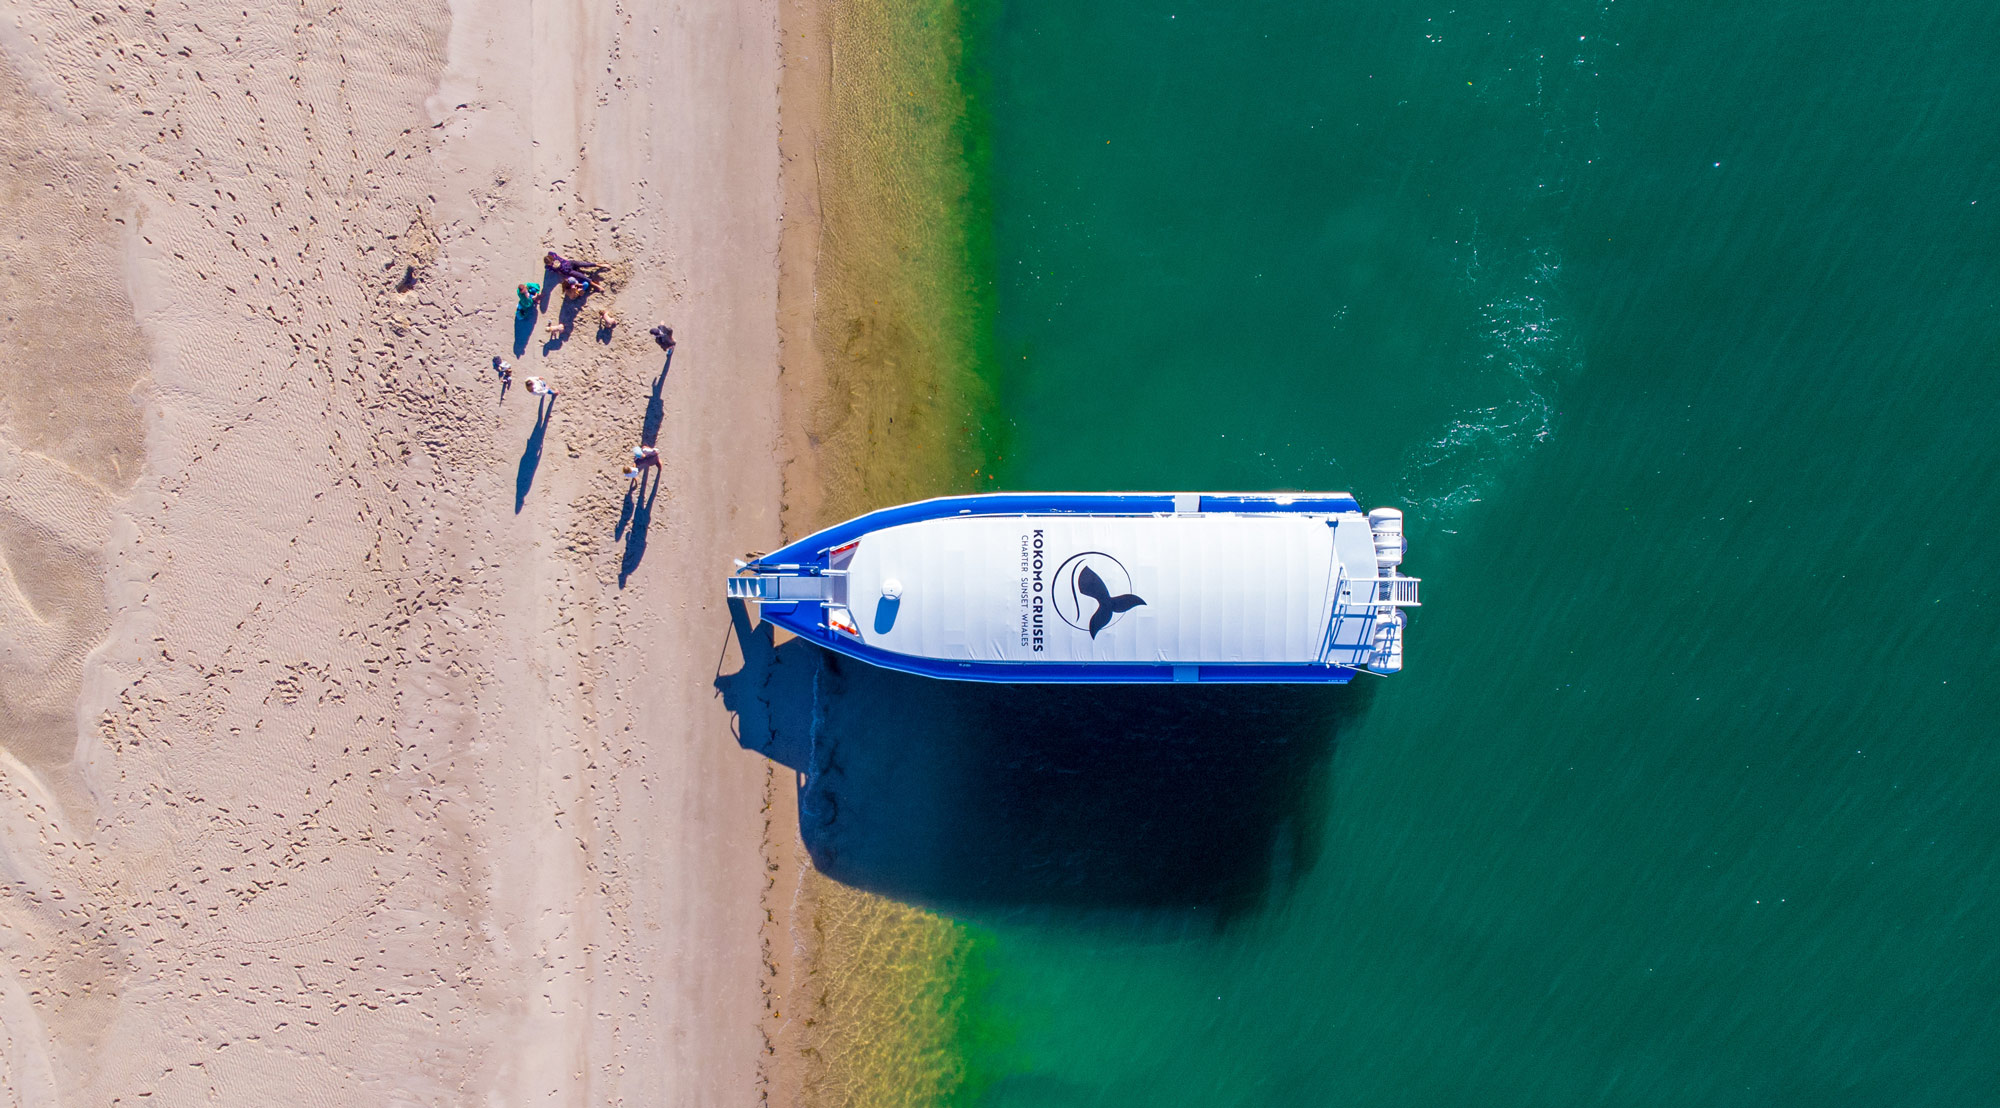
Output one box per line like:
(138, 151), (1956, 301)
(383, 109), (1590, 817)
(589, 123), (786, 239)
(0, 0), (796, 1102)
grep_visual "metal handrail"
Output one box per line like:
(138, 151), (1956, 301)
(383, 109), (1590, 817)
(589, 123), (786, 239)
(1345, 576), (1421, 606)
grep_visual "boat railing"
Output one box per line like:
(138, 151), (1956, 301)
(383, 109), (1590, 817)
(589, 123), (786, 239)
(1348, 575), (1421, 607)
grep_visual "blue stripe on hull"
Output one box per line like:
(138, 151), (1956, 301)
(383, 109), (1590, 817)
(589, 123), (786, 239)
(764, 493), (1178, 566)
(762, 491), (1363, 566)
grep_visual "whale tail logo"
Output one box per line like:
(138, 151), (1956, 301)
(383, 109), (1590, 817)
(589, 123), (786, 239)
(1075, 565), (1145, 638)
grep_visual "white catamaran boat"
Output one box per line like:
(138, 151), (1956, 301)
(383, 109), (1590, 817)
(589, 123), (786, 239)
(725, 492), (1419, 684)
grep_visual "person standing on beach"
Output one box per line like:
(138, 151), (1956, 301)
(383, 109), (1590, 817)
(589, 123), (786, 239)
(524, 376), (557, 399)
(516, 282), (541, 316)
(649, 324), (675, 351)
(632, 444), (660, 470)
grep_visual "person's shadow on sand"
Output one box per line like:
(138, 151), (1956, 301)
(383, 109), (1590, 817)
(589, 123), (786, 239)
(613, 353), (673, 575)
(614, 482), (637, 541)
(641, 350), (672, 447)
(618, 468), (660, 587)
(512, 310), (537, 357)
(515, 395), (553, 513)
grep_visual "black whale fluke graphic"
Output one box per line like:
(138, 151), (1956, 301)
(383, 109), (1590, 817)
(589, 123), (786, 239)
(1075, 565), (1145, 638)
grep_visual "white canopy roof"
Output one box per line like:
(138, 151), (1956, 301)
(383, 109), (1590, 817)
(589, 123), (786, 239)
(840, 512), (1381, 665)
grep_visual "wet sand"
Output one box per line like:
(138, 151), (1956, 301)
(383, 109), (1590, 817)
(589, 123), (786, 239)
(763, 0), (1001, 1102)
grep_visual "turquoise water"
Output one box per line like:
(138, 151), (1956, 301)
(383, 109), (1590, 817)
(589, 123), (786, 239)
(954, 0), (2000, 1102)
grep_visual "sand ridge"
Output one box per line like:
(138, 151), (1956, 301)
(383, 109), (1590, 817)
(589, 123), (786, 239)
(0, 42), (149, 815)
(0, 0), (785, 1103)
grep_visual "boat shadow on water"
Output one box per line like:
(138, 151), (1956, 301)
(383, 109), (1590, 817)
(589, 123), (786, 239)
(716, 600), (1367, 925)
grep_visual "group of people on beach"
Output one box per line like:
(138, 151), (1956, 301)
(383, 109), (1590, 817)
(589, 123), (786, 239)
(518, 251), (621, 340)
(513, 250), (678, 353)
(505, 247), (682, 493)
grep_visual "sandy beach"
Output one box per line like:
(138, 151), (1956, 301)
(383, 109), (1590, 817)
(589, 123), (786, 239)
(0, 0), (791, 1101)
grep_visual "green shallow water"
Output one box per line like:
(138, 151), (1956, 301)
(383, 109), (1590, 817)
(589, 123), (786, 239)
(929, 0), (2000, 1103)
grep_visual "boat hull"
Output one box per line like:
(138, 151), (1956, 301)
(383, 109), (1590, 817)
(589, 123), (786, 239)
(732, 492), (1411, 685)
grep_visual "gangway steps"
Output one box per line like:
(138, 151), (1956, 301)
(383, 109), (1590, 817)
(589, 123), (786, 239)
(727, 573), (832, 601)
(727, 576), (772, 599)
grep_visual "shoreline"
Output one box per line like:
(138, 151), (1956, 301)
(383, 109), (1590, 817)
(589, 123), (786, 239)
(762, 0), (830, 1099)
(765, 0), (1003, 1102)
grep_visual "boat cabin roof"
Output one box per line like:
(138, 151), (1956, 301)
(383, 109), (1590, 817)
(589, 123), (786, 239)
(839, 512), (1378, 665)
